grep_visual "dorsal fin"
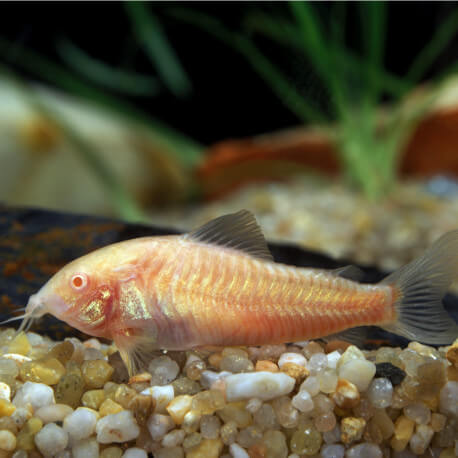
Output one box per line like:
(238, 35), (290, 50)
(331, 265), (364, 282)
(186, 210), (273, 261)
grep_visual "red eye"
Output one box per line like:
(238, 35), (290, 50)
(71, 274), (88, 290)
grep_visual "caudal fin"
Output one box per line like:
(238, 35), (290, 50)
(381, 230), (458, 345)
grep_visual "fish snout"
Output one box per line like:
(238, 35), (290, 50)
(26, 294), (47, 318)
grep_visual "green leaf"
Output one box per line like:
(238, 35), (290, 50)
(168, 7), (325, 124)
(406, 9), (458, 85)
(57, 39), (160, 96)
(125, 2), (192, 98)
(245, 10), (410, 98)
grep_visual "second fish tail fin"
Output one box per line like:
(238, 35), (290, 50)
(380, 230), (458, 345)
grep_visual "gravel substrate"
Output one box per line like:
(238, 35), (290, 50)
(0, 328), (457, 457)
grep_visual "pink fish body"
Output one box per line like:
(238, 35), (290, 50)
(19, 211), (458, 374)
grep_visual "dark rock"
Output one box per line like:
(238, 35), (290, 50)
(375, 362), (406, 386)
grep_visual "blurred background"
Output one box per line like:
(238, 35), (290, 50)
(1, 1), (458, 271)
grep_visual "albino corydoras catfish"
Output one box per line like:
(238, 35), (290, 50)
(12, 211), (458, 374)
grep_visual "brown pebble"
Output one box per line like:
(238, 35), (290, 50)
(280, 362), (309, 380)
(255, 360), (279, 372)
(340, 417), (366, 444)
(331, 379), (360, 409)
(248, 443), (267, 458)
(128, 394), (153, 426)
(445, 342), (458, 368)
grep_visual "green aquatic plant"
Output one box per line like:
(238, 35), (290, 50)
(169, 2), (458, 199)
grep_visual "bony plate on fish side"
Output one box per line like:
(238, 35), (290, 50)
(0, 204), (456, 347)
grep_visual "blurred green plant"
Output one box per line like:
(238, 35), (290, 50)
(168, 2), (458, 199)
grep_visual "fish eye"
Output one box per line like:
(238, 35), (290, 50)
(71, 273), (88, 290)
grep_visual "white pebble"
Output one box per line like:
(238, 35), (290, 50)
(96, 410), (140, 443)
(72, 438), (99, 458)
(147, 413), (175, 440)
(345, 442), (382, 458)
(439, 381), (458, 417)
(54, 451), (71, 458)
(2, 353), (32, 364)
(308, 353), (328, 373)
(338, 359), (376, 392)
(13, 381), (55, 411)
(200, 414), (221, 439)
(161, 429), (186, 447)
(300, 375), (320, 396)
(0, 382), (11, 401)
(34, 423), (68, 457)
(141, 385), (174, 413)
(367, 378), (393, 408)
(245, 398), (263, 413)
(230, 442), (250, 458)
(12, 451), (28, 458)
(404, 402), (431, 425)
(83, 347), (106, 361)
(200, 370), (232, 389)
(123, 448), (148, 458)
(0, 429), (16, 451)
(323, 424), (341, 444)
(326, 351), (341, 369)
(148, 356), (180, 386)
(64, 407), (98, 441)
(291, 390), (314, 412)
(278, 352), (306, 368)
(11, 407), (32, 428)
(35, 404), (73, 424)
(225, 371), (295, 401)
(321, 444), (345, 458)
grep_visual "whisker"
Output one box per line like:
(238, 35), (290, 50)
(0, 314), (29, 326)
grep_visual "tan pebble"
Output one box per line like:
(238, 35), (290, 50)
(439, 448), (457, 458)
(0, 399), (15, 417)
(81, 360), (114, 389)
(114, 384), (136, 408)
(166, 395), (193, 424)
(15, 417), (43, 451)
(340, 417), (366, 444)
(128, 372), (151, 385)
(0, 429), (16, 451)
(208, 352), (223, 369)
(331, 378), (360, 408)
(217, 401), (252, 428)
(446, 342), (458, 368)
(248, 443), (267, 458)
(192, 390), (226, 415)
(99, 398), (123, 417)
(47, 341), (74, 364)
(19, 357), (66, 385)
(128, 394), (153, 426)
(280, 362), (309, 380)
(431, 412), (447, 432)
(8, 333), (31, 355)
(185, 438), (223, 458)
(394, 415), (415, 440)
(81, 389), (105, 410)
(255, 360), (278, 372)
(100, 446), (123, 458)
(447, 364), (458, 381)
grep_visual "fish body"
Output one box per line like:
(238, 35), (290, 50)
(18, 211), (458, 374)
